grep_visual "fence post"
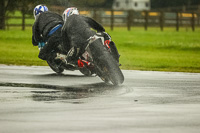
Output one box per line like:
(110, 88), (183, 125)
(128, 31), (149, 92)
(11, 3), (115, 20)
(198, 13), (200, 26)
(93, 9), (97, 21)
(127, 10), (133, 31)
(159, 11), (164, 31)
(176, 12), (179, 31)
(110, 10), (114, 31)
(22, 12), (25, 31)
(144, 11), (148, 31)
(191, 12), (195, 31)
(0, 0), (5, 30)
(198, 6), (200, 26)
(5, 17), (9, 30)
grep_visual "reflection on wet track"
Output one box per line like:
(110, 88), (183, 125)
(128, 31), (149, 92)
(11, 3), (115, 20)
(0, 65), (200, 133)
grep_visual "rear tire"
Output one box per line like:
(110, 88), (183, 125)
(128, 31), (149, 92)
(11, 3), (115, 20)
(47, 60), (64, 74)
(79, 67), (93, 76)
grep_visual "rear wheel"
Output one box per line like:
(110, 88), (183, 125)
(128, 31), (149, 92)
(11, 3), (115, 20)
(47, 59), (64, 74)
(79, 67), (93, 76)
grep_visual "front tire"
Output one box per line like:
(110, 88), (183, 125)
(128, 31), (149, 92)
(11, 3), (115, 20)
(89, 39), (124, 85)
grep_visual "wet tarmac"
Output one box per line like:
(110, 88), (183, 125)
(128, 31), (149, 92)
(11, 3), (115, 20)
(0, 65), (200, 133)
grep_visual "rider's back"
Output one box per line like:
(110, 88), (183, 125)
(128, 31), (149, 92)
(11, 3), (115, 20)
(32, 11), (63, 43)
(62, 15), (94, 44)
(62, 15), (105, 52)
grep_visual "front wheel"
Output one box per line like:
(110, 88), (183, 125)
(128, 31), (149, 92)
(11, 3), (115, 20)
(96, 54), (124, 85)
(89, 39), (124, 85)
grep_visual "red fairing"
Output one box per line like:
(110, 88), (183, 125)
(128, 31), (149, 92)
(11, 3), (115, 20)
(78, 59), (84, 68)
(104, 40), (111, 49)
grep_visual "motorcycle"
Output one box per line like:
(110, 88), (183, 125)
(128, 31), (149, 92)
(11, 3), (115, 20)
(46, 33), (124, 85)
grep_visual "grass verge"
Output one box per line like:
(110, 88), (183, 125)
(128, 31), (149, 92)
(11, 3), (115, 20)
(0, 27), (200, 73)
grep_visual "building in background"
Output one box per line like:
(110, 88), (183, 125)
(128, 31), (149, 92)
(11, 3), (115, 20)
(112, 0), (150, 11)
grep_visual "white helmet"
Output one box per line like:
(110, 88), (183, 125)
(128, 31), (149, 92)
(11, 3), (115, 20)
(62, 7), (79, 21)
(33, 5), (48, 19)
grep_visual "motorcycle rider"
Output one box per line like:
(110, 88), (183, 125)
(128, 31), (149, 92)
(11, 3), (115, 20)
(61, 7), (120, 65)
(32, 4), (63, 61)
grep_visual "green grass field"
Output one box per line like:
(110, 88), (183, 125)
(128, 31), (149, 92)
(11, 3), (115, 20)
(108, 27), (200, 72)
(0, 27), (200, 73)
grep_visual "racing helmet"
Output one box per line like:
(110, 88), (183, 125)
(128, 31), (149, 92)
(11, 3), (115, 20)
(33, 5), (48, 19)
(62, 7), (79, 21)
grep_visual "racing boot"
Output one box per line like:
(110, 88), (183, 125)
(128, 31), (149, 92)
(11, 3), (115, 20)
(65, 46), (80, 66)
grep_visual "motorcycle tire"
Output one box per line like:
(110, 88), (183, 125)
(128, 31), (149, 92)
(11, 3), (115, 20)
(47, 60), (64, 74)
(89, 39), (124, 85)
(79, 67), (93, 76)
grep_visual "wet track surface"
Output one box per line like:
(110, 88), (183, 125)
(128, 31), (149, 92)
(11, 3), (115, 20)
(0, 65), (200, 133)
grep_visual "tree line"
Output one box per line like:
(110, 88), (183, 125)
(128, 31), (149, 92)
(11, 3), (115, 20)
(1, 0), (200, 30)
